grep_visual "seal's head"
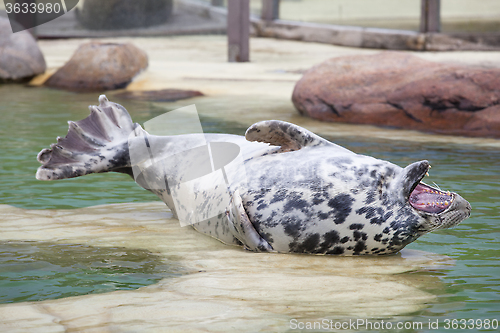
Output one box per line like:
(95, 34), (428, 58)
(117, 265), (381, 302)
(395, 160), (471, 234)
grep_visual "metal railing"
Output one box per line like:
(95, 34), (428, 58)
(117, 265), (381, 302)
(227, 0), (441, 62)
(256, 0), (440, 32)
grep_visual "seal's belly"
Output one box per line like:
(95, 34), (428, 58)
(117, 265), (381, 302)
(240, 148), (413, 255)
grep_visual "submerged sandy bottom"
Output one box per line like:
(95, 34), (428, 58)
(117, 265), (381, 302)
(0, 202), (453, 332)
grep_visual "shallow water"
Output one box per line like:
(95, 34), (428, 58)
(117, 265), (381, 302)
(0, 84), (499, 331)
(0, 241), (180, 303)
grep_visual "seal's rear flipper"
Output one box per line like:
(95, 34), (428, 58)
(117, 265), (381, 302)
(36, 95), (140, 180)
(226, 190), (274, 252)
(245, 120), (352, 154)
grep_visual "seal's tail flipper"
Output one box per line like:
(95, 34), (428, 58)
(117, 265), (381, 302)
(36, 95), (140, 181)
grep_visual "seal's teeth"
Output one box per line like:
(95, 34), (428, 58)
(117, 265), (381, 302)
(426, 172), (430, 177)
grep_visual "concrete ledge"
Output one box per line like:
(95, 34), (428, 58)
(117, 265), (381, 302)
(252, 19), (423, 50)
(252, 19), (500, 51)
(429, 32), (500, 51)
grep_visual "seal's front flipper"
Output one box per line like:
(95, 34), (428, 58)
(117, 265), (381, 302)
(227, 190), (274, 252)
(245, 120), (352, 153)
(36, 95), (140, 180)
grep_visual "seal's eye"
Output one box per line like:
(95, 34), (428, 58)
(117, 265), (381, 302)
(409, 183), (454, 214)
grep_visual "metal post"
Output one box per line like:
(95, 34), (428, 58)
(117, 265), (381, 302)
(261, 0), (280, 21)
(211, 0), (224, 7)
(420, 0), (440, 33)
(227, 0), (250, 62)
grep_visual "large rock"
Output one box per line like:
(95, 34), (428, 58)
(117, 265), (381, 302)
(76, 0), (173, 30)
(45, 42), (148, 91)
(292, 52), (500, 138)
(0, 17), (46, 81)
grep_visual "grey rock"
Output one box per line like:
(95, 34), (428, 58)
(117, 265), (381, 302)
(0, 17), (46, 81)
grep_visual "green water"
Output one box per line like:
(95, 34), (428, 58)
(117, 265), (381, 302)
(0, 84), (498, 330)
(0, 241), (180, 304)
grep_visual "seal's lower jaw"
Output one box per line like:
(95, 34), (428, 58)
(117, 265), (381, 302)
(409, 183), (454, 214)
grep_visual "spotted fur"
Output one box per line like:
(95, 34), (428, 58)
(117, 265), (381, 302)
(37, 96), (471, 255)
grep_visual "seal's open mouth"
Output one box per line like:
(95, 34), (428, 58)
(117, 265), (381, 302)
(409, 182), (454, 214)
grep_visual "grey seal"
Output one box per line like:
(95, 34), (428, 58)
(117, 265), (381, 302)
(36, 95), (471, 255)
